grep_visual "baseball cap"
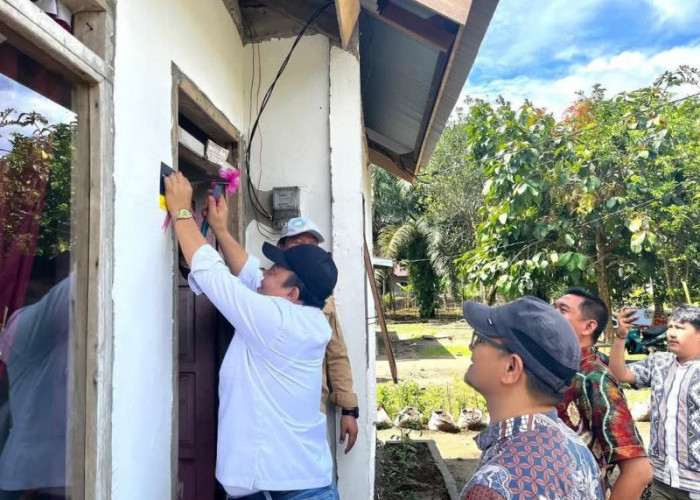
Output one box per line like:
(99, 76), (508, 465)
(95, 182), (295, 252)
(278, 217), (325, 244)
(462, 296), (580, 393)
(262, 242), (337, 308)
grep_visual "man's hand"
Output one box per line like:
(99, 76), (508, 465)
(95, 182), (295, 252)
(164, 172), (193, 215)
(207, 195), (229, 235)
(339, 415), (358, 454)
(616, 307), (639, 339)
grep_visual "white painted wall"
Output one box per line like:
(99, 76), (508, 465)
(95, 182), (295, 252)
(244, 35), (332, 256)
(329, 46), (375, 500)
(111, 0), (246, 498)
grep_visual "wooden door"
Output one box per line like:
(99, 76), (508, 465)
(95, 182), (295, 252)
(177, 261), (217, 500)
(176, 192), (224, 500)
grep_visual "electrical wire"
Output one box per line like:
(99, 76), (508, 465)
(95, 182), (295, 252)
(244, 1), (335, 222)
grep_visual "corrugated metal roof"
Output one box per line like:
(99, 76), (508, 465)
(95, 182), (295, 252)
(361, 0), (499, 180)
(417, 0), (499, 172)
(361, 13), (442, 155)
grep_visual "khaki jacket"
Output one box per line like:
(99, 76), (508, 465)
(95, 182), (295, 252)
(321, 297), (358, 413)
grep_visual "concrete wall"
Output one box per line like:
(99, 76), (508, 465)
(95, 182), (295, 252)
(111, 5), (372, 496)
(329, 45), (375, 500)
(244, 37), (375, 499)
(244, 35), (332, 256)
(111, 1), (246, 498)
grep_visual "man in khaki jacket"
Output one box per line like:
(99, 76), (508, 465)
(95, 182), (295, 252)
(276, 218), (359, 454)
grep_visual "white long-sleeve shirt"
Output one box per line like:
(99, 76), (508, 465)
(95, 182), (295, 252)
(188, 245), (333, 494)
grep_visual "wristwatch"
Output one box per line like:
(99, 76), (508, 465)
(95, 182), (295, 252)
(174, 208), (193, 221)
(341, 407), (359, 419)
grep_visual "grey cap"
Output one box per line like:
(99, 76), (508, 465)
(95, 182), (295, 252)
(278, 217), (324, 244)
(463, 296), (580, 393)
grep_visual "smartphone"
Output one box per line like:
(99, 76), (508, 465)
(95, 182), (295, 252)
(632, 307), (653, 326)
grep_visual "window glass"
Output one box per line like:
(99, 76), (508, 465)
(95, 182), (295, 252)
(0, 40), (76, 500)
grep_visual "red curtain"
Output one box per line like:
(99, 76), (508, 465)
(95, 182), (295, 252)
(0, 45), (68, 322)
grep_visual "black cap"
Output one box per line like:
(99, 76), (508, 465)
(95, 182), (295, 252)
(462, 296), (580, 393)
(262, 242), (338, 308)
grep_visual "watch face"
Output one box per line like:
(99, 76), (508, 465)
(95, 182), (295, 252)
(177, 209), (192, 218)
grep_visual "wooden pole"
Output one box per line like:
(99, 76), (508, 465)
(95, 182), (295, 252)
(363, 238), (398, 383)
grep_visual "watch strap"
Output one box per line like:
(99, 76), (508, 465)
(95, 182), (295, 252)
(341, 407), (359, 418)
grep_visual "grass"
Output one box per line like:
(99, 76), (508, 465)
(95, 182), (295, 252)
(421, 345), (472, 357)
(386, 320), (471, 340)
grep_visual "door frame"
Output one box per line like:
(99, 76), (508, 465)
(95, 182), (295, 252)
(0, 1), (115, 499)
(170, 65), (244, 500)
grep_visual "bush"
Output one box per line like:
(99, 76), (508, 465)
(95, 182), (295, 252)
(377, 378), (487, 422)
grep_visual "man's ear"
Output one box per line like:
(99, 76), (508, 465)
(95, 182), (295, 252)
(584, 319), (598, 339)
(287, 286), (301, 303)
(501, 354), (525, 386)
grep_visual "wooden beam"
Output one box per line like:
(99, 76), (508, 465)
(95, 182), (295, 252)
(369, 3), (455, 52)
(411, 0), (472, 25)
(368, 147), (416, 183)
(415, 23), (465, 174)
(62, 0), (107, 13)
(334, 0), (360, 49)
(0, 0), (107, 83)
(175, 66), (242, 145)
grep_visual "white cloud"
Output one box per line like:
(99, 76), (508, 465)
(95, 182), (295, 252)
(643, 0), (700, 26)
(476, 0), (610, 76)
(459, 44), (700, 118)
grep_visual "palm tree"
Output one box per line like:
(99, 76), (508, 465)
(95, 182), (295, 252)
(377, 218), (445, 319)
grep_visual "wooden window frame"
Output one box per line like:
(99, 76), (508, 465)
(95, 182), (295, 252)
(0, 1), (114, 500)
(170, 65), (244, 500)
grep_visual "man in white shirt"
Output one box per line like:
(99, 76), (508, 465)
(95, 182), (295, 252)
(165, 172), (339, 500)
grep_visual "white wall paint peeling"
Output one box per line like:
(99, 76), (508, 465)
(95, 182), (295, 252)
(111, 0), (246, 498)
(243, 35), (332, 257)
(329, 46), (375, 500)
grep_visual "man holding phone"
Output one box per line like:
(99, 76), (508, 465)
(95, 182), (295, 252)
(554, 289), (651, 499)
(609, 305), (700, 500)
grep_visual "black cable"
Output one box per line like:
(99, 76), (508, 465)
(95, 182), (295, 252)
(244, 1), (335, 221)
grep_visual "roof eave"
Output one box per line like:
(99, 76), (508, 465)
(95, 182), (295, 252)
(413, 0), (498, 177)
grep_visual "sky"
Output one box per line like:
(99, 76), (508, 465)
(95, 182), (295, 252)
(461, 0), (700, 118)
(0, 73), (74, 156)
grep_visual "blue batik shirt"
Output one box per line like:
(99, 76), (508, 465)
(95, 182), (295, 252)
(461, 411), (604, 500)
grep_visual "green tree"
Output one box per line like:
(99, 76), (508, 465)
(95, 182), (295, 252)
(458, 68), (700, 333)
(378, 218), (443, 318)
(0, 110), (74, 260)
(417, 101), (489, 298)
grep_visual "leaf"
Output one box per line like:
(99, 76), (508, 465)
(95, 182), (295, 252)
(606, 197), (617, 208)
(637, 150), (650, 159)
(564, 233), (575, 246)
(498, 213), (508, 225)
(631, 231), (646, 250)
(482, 179), (493, 195)
(628, 216), (643, 232)
(558, 252), (573, 267)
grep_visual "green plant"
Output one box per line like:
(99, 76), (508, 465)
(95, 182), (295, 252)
(377, 378), (487, 422)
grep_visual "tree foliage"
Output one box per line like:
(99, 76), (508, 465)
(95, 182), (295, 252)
(0, 109), (74, 260)
(371, 67), (699, 325)
(458, 67), (700, 328)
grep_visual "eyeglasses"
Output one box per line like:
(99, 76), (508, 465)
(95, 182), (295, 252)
(469, 331), (511, 353)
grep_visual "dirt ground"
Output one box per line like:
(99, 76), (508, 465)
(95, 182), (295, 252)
(376, 319), (652, 489)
